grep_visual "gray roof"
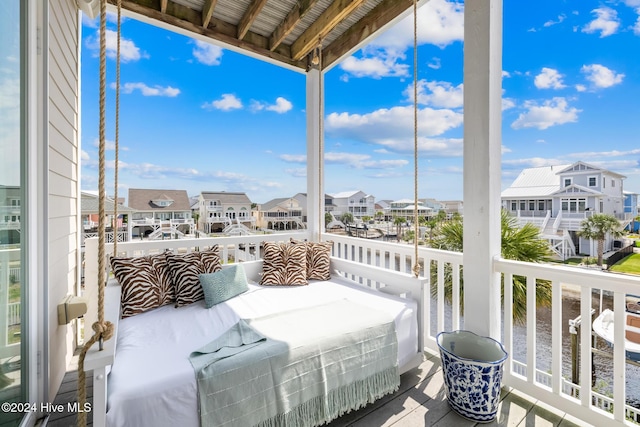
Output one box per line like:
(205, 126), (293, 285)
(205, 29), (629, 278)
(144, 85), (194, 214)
(81, 193), (136, 215)
(201, 191), (252, 204)
(128, 189), (191, 211)
(501, 165), (570, 199)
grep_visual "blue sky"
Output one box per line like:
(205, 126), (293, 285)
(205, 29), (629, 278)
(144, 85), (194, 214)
(80, 0), (640, 204)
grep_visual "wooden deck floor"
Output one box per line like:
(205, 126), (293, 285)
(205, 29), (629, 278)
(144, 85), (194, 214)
(48, 353), (590, 427)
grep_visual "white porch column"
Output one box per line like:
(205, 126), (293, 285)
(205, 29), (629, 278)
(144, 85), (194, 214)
(306, 67), (324, 241)
(463, 0), (503, 340)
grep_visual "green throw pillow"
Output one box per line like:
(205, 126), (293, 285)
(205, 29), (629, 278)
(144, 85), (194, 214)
(199, 264), (249, 309)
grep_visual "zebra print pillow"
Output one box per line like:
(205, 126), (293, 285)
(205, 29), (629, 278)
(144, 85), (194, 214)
(110, 256), (161, 318)
(148, 253), (174, 307)
(290, 239), (334, 280)
(166, 246), (221, 307)
(260, 241), (307, 286)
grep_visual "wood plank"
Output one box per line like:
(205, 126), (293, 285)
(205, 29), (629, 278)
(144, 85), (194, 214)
(323, 0), (413, 70)
(201, 0), (218, 29)
(237, 0), (269, 40)
(160, 0), (167, 13)
(291, 0), (367, 62)
(269, 0), (320, 51)
(109, 0), (304, 69)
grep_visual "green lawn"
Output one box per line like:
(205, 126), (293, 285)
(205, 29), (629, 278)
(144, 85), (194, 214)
(609, 253), (640, 274)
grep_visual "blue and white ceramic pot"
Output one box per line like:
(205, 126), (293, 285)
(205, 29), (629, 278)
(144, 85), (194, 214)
(436, 330), (508, 423)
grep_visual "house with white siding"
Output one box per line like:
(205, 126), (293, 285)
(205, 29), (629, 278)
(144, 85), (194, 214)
(127, 189), (194, 238)
(330, 191), (375, 220)
(198, 191), (254, 233)
(502, 161), (631, 257)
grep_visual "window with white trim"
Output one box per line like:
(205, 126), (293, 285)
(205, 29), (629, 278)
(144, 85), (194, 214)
(588, 176), (597, 187)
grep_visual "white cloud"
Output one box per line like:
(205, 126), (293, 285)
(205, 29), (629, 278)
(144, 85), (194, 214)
(85, 29), (147, 62)
(116, 82), (180, 97)
(340, 51), (409, 79)
(340, 0), (462, 80)
(280, 152), (409, 170)
(326, 105), (463, 156)
(202, 94), (243, 111)
(405, 80), (463, 109)
(568, 148), (640, 159)
(543, 14), (566, 27)
(280, 154), (306, 163)
(284, 168), (307, 178)
(81, 150), (90, 160)
(327, 105), (462, 142)
(266, 97), (293, 113)
(325, 152), (409, 169)
(427, 57), (441, 70)
(250, 97), (293, 113)
(373, 0), (464, 50)
(580, 64), (624, 89)
(582, 7), (620, 37)
(534, 67), (566, 89)
(511, 97), (581, 130)
(502, 97), (516, 111)
(193, 40), (223, 65)
(83, 158), (282, 192)
(91, 138), (129, 151)
(575, 84), (587, 92)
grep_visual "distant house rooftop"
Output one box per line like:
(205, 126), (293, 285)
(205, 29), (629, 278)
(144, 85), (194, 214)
(128, 189), (191, 211)
(201, 191), (252, 204)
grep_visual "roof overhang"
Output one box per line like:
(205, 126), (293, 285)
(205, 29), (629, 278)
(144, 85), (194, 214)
(92, 0), (423, 73)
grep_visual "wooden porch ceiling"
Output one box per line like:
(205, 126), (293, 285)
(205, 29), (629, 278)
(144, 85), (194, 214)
(108, 0), (417, 71)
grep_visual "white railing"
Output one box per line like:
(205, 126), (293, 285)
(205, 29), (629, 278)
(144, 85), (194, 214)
(7, 302), (19, 326)
(83, 232), (640, 427)
(82, 231), (128, 246)
(326, 234), (640, 426)
(553, 209), (563, 233)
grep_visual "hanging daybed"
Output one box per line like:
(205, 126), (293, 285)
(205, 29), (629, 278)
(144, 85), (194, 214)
(80, 1), (427, 426)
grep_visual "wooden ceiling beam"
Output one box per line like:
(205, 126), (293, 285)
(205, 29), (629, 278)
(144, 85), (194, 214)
(201, 0), (218, 29)
(291, 0), (367, 62)
(269, 0), (319, 52)
(110, 0), (306, 70)
(160, 0), (168, 13)
(237, 0), (269, 40)
(322, 0), (413, 69)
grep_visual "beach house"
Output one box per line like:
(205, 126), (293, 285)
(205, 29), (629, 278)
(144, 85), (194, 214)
(6, 1), (640, 426)
(197, 191), (254, 233)
(502, 161), (632, 258)
(254, 197), (305, 231)
(330, 190), (375, 221)
(128, 188), (194, 238)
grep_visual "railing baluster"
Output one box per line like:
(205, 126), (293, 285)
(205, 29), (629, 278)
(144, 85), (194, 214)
(551, 279), (562, 395)
(527, 274), (536, 384)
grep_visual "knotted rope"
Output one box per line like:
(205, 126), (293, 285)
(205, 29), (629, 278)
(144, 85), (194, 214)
(411, 0), (421, 278)
(76, 1), (118, 425)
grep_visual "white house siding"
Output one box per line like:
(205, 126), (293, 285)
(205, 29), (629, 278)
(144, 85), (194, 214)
(47, 0), (79, 400)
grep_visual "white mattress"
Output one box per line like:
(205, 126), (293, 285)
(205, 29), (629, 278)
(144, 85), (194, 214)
(106, 276), (418, 427)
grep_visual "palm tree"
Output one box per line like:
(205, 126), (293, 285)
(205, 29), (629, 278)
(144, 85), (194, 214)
(324, 212), (332, 227)
(341, 212), (354, 225)
(432, 209), (552, 324)
(393, 216), (405, 242)
(578, 213), (623, 266)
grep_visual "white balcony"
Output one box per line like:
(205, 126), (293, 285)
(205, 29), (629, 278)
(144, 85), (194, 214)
(83, 233), (640, 427)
